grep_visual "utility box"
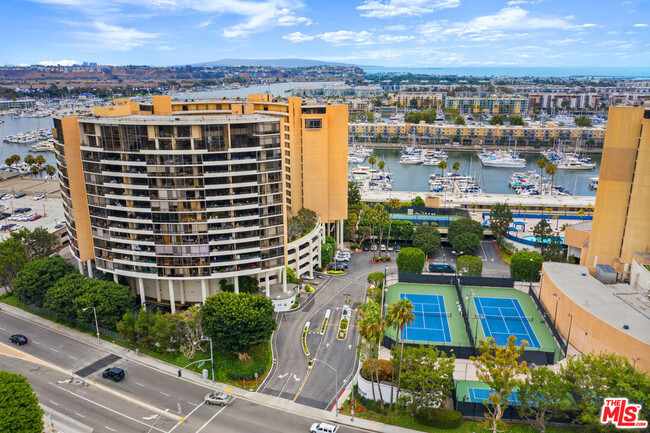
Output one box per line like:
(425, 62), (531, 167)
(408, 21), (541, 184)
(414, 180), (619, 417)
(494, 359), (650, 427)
(595, 264), (617, 284)
(202, 369), (209, 379)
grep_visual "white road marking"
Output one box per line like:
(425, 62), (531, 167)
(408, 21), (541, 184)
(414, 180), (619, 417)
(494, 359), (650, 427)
(195, 402), (231, 433)
(67, 355), (77, 360)
(160, 391), (170, 397)
(48, 382), (167, 432)
(134, 381), (145, 387)
(293, 374), (300, 381)
(32, 341), (40, 345)
(278, 373), (288, 379)
(187, 401), (198, 406)
(0, 326), (6, 331)
(278, 372), (293, 397)
(75, 412), (85, 418)
(142, 415), (157, 420)
(50, 348), (59, 353)
(168, 401), (205, 432)
(49, 400), (59, 406)
(105, 427), (116, 432)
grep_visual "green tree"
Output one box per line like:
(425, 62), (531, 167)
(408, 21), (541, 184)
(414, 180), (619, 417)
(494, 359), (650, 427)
(358, 300), (386, 404)
(471, 336), (529, 433)
(545, 163), (557, 193)
(45, 164), (56, 178)
(0, 237), (29, 293)
(574, 115), (592, 127)
(287, 208), (318, 241)
(386, 297), (415, 412)
(457, 255), (482, 277)
(74, 280), (136, 329)
(367, 272), (385, 288)
(385, 198), (402, 251)
(201, 292), (277, 354)
(509, 115), (525, 126)
(0, 371), (44, 433)
(488, 203), (513, 245)
(369, 155), (377, 172)
(43, 273), (87, 319)
(321, 243), (334, 268)
(396, 345), (455, 415)
(453, 115), (466, 125)
(447, 218), (484, 245)
(561, 352), (650, 430)
(396, 247), (426, 274)
(134, 307), (157, 347)
(13, 255), (77, 306)
(518, 367), (573, 433)
(348, 181), (361, 206)
(152, 310), (173, 352)
(411, 196), (425, 207)
(10, 227), (59, 259)
(450, 232), (481, 255)
(412, 225), (441, 258)
(238, 276), (260, 294)
(117, 310), (137, 343)
(489, 114), (505, 125)
(510, 251), (543, 281)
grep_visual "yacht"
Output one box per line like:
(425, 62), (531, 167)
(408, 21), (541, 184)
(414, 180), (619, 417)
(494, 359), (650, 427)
(478, 150), (526, 168)
(398, 153), (423, 165)
(28, 140), (55, 152)
(589, 177), (599, 189)
(556, 159), (595, 170)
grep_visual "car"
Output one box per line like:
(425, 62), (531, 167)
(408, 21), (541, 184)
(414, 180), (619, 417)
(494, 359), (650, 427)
(15, 193), (26, 198)
(0, 194), (5, 200)
(362, 244), (370, 252)
(0, 225), (10, 231)
(0, 215), (7, 220)
(388, 245), (395, 251)
(34, 195), (45, 201)
(9, 334), (28, 345)
(9, 224), (24, 231)
(395, 244), (402, 252)
(102, 367), (125, 382)
(29, 214), (41, 221)
(380, 244), (387, 252)
(1, 194), (12, 200)
(204, 391), (231, 406)
(310, 422), (338, 433)
(55, 222), (66, 229)
(371, 244), (378, 251)
(428, 262), (456, 274)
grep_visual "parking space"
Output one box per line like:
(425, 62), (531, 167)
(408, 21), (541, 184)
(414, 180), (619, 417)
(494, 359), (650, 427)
(0, 192), (64, 240)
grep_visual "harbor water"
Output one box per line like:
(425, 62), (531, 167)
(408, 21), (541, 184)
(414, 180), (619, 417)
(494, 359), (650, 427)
(0, 115), (57, 167)
(353, 149), (600, 196)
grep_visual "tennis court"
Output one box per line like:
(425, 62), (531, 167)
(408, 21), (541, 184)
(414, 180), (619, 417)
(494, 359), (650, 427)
(468, 388), (520, 406)
(474, 297), (540, 348)
(401, 293), (452, 343)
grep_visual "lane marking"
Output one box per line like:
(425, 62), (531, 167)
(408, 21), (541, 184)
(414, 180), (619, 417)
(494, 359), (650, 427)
(186, 401), (198, 406)
(75, 412), (86, 418)
(277, 372), (293, 398)
(195, 401), (231, 433)
(105, 427), (116, 432)
(32, 341), (40, 345)
(50, 348), (59, 353)
(67, 355), (77, 360)
(134, 381), (145, 387)
(48, 382), (167, 433)
(168, 401), (205, 433)
(160, 391), (170, 397)
(0, 326), (6, 331)
(49, 400), (59, 406)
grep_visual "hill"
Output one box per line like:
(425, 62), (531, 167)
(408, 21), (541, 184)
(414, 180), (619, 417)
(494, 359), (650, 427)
(195, 58), (357, 68)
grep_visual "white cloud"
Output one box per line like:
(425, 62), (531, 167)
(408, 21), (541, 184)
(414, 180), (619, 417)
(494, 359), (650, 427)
(282, 31), (314, 42)
(38, 59), (79, 66)
(317, 30), (374, 45)
(77, 21), (161, 51)
(277, 13), (312, 26)
(384, 24), (407, 31)
(633, 23), (648, 27)
(198, 18), (212, 28)
(357, 0), (460, 18)
(377, 34), (416, 43)
(507, 0), (528, 4)
(548, 38), (582, 45)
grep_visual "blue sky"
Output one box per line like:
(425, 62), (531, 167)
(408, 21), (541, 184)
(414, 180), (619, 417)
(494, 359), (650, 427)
(2, 0), (649, 67)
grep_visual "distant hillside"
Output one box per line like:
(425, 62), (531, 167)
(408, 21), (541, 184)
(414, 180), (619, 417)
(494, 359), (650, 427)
(195, 58), (358, 68)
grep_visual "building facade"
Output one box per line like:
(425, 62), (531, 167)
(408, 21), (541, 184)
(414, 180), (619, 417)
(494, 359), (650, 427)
(445, 96), (529, 115)
(53, 95), (348, 310)
(529, 93), (599, 110)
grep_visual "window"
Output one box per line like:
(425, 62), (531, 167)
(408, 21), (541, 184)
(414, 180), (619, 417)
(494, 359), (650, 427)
(305, 118), (322, 129)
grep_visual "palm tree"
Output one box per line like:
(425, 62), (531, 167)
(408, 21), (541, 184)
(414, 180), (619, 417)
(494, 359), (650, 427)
(536, 159), (547, 192)
(452, 161), (460, 193)
(368, 155), (377, 180)
(35, 154), (46, 169)
(366, 310), (386, 405)
(24, 154), (35, 166)
(377, 160), (385, 173)
(577, 209), (585, 220)
(437, 160), (447, 177)
(545, 163), (557, 194)
(385, 198), (401, 252)
(29, 165), (39, 177)
(45, 165), (56, 178)
(385, 297), (415, 411)
(586, 203), (594, 217)
(358, 301), (381, 402)
(562, 204), (567, 216)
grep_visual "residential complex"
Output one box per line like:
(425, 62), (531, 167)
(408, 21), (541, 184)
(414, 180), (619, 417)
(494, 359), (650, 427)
(53, 95), (348, 311)
(390, 92), (445, 109)
(529, 93), (600, 110)
(445, 95), (529, 115)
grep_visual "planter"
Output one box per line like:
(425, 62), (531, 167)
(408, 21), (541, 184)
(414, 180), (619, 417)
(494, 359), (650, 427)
(336, 307), (351, 341)
(371, 257), (391, 264)
(305, 284), (314, 293)
(307, 357), (314, 369)
(328, 270), (345, 275)
(302, 322), (310, 356)
(320, 309), (331, 335)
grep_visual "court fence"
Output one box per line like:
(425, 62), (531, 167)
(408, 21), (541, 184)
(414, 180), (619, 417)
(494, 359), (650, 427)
(528, 287), (568, 355)
(453, 395), (581, 425)
(382, 336), (476, 360)
(397, 273), (514, 288)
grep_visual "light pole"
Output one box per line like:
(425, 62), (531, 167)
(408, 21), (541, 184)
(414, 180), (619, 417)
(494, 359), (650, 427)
(552, 293), (560, 328)
(194, 336), (215, 382)
(313, 358), (338, 417)
(529, 258), (535, 292)
(473, 314), (484, 344)
(82, 306), (100, 343)
(566, 313), (573, 352)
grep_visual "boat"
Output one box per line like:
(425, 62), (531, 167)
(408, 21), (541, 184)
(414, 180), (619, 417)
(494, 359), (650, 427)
(398, 154), (423, 164)
(423, 157), (444, 166)
(478, 150), (527, 168)
(556, 159), (595, 170)
(589, 177), (598, 189)
(28, 140), (55, 152)
(429, 173), (482, 194)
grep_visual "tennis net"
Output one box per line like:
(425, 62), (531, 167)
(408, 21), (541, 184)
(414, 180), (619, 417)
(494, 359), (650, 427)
(481, 314), (533, 323)
(419, 311), (453, 318)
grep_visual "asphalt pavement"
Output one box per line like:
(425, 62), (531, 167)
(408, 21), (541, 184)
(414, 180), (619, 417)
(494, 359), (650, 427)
(430, 240), (510, 277)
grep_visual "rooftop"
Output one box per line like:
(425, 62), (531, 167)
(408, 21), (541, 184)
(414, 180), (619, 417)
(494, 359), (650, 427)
(543, 262), (650, 344)
(84, 113), (279, 126)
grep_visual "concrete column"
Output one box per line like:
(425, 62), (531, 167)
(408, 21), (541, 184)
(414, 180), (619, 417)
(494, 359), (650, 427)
(113, 273), (119, 284)
(339, 220), (344, 249)
(86, 260), (94, 279)
(308, 240), (314, 278)
(137, 278), (145, 304)
(234, 277), (239, 294)
(168, 280), (176, 313)
(201, 279), (208, 303)
(265, 272), (271, 297)
(282, 268), (287, 293)
(155, 280), (161, 302)
(179, 280), (185, 305)
(76, 259), (84, 274)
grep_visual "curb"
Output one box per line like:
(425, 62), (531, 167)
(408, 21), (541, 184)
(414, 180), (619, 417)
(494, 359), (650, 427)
(493, 241), (512, 265)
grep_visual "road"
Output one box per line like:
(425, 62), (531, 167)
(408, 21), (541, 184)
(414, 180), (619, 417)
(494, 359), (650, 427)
(430, 240), (510, 277)
(260, 250), (397, 411)
(0, 310), (368, 433)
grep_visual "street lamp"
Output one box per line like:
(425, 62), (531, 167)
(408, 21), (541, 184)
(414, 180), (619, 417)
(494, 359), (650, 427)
(313, 358), (338, 417)
(552, 293), (560, 329)
(82, 307), (100, 343)
(566, 313), (573, 352)
(473, 314), (484, 344)
(194, 336), (215, 382)
(632, 357), (640, 367)
(529, 258), (535, 292)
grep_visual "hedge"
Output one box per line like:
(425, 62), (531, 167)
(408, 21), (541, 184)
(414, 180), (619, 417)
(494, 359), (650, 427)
(414, 407), (463, 429)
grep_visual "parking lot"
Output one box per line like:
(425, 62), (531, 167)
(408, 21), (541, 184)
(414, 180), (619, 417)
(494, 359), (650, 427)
(0, 191), (64, 240)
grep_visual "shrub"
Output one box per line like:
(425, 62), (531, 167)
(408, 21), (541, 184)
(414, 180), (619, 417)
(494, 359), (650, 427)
(305, 284), (314, 293)
(286, 267), (297, 284)
(450, 232), (481, 255)
(367, 272), (385, 287)
(238, 276), (259, 294)
(510, 251), (544, 281)
(219, 279), (235, 292)
(360, 359), (393, 382)
(415, 408), (463, 429)
(447, 218), (484, 245)
(340, 318), (348, 330)
(367, 285), (382, 304)
(457, 255), (482, 277)
(396, 247), (426, 274)
(325, 236), (336, 245)
(372, 256), (391, 262)
(328, 270), (345, 274)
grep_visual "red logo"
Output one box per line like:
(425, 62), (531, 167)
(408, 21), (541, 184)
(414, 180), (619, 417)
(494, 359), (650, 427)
(601, 398), (648, 429)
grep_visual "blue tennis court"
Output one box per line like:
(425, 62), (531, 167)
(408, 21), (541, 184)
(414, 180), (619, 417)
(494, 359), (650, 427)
(468, 388), (520, 406)
(401, 293), (452, 343)
(474, 297), (540, 348)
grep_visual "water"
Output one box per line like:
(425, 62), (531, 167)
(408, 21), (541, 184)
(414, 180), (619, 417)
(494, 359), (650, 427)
(362, 66), (650, 79)
(171, 81), (343, 100)
(352, 149), (600, 196)
(0, 116), (57, 166)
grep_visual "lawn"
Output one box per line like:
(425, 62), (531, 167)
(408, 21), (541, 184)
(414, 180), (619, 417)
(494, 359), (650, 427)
(0, 293), (272, 391)
(496, 243), (513, 265)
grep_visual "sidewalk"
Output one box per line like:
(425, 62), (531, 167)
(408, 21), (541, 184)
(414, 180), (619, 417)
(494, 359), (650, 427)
(0, 302), (424, 433)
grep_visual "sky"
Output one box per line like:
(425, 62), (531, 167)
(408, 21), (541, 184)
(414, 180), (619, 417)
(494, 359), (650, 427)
(1, 0), (649, 67)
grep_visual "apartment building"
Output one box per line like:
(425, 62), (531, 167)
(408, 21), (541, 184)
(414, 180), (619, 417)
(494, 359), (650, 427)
(53, 95), (348, 310)
(445, 95), (529, 115)
(291, 84), (382, 99)
(391, 92), (445, 109)
(529, 93), (599, 110)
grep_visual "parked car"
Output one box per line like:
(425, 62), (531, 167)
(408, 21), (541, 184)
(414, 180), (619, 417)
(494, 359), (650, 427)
(204, 391), (231, 406)
(15, 193), (26, 198)
(55, 222), (66, 229)
(0, 215), (7, 220)
(9, 334), (28, 345)
(0, 225), (10, 231)
(395, 244), (402, 252)
(388, 245), (395, 251)
(9, 224), (24, 231)
(29, 214), (41, 221)
(362, 244), (370, 252)
(1, 194), (12, 200)
(310, 422), (338, 433)
(371, 244), (378, 251)
(102, 367), (125, 382)
(34, 195), (45, 201)
(0, 194), (6, 200)
(380, 244), (387, 252)
(428, 262), (456, 274)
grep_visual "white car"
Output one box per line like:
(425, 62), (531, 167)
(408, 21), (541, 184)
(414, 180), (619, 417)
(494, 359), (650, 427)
(1, 195), (12, 200)
(204, 391), (231, 406)
(310, 422), (338, 433)
(380, 244), (387, 252)
(34, 195), (45, 201)
(9, 224), (23, 231)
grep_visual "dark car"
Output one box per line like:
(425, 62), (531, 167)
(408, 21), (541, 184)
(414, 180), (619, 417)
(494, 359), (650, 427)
(0, 214), (7, 220)
(102, 367), (125, 382)
(9, 334), (28, 345)
(362, 244), (370, 252)
(395, 244), (402, 252)
(428, 262), (456, 274)
(15, 193), (26, 198)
